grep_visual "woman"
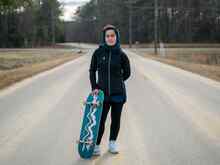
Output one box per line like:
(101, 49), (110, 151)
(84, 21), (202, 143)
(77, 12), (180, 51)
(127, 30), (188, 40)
(89, 24), (131, 156)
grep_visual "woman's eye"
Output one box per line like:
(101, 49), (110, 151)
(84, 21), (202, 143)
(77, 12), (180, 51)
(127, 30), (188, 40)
(106, 35), (115, 38)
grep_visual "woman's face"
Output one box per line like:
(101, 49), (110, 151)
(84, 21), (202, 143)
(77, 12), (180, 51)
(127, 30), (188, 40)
(105, 29), (117, 46)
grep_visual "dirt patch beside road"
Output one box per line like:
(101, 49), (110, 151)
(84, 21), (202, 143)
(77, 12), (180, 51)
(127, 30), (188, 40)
(0, 49), (83, 90)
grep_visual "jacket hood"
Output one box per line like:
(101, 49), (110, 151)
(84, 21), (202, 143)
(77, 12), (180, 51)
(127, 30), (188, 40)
(99, 25), (121, 50)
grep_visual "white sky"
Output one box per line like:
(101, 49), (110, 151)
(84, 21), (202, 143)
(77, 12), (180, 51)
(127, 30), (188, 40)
(58, 0), (90, 21)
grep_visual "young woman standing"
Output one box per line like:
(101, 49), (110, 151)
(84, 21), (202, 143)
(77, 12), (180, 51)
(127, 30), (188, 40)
(89, 24), (131, 156)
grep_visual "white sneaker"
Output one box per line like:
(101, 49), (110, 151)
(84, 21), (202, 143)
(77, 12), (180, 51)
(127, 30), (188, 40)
(108, 141), (119, 154)
(93, 145), (101, 156)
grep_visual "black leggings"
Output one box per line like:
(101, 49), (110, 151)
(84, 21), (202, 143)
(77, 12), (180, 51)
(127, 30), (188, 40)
(96, 101), (124, 145)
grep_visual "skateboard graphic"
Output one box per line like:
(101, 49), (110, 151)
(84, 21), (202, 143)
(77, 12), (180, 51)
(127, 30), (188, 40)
(77, 90), (104, 159)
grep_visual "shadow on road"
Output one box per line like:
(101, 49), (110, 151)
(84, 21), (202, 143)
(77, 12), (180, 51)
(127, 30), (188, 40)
(74, 151), (118, 165)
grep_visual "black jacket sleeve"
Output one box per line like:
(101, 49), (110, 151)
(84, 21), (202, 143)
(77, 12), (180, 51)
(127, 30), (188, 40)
(89, 50), (99, 91)
(121, 51), (131, 81)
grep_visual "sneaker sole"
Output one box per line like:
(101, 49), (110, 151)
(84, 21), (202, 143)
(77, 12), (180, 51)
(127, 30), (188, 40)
(108, 150), (119, 154)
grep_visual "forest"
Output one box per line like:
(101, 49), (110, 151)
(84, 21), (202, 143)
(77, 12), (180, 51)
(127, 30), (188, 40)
(0, 0), (64, 47)
(70, 0), (220, 44)
(1, 0), (220, 47)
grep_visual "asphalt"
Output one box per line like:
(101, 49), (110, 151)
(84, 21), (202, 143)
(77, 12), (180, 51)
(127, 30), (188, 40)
(0, 48), (219, 165)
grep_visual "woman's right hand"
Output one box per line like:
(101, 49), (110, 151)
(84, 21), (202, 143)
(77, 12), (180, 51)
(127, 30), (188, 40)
(91, 89), (99, 96)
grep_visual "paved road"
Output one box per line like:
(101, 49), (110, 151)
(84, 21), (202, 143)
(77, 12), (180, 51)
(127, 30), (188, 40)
(0, 49), (220, 165)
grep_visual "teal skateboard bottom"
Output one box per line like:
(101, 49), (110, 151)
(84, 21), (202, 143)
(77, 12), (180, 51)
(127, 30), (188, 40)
(78, 90), (104, 159)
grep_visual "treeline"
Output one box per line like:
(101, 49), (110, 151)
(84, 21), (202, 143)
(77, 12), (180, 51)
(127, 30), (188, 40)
(0, 0), (64, 48)
(70, 0), (220, 44)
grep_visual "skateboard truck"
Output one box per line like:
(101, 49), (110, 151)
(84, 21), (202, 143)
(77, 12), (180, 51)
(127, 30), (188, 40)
(82, 91), (101, 107)
(83, 101), (100, 106)
(76, 139), (94, 145)
(83, 96), (101, 107)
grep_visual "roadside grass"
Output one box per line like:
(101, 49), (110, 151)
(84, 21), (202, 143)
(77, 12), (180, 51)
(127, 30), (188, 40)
(0, 49), (83, 90)
(132, 48), (220, 82)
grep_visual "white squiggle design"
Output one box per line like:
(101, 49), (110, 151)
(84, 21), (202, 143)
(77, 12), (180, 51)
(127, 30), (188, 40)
(82, 106), (93, 151)
(85, 107), (97, 150)
(81, 96), (98, 151)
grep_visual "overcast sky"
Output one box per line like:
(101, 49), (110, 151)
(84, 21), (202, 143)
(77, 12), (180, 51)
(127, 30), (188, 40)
(58, 0), (90, 21)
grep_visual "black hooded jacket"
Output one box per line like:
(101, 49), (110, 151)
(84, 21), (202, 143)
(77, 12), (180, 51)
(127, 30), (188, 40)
(89, 26), (131, 103)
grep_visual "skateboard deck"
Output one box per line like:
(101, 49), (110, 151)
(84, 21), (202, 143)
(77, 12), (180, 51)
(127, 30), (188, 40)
(78, 90), (104, 159)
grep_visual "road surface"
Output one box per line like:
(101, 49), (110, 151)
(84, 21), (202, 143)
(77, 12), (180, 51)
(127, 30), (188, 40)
(0, 49), (220, 165)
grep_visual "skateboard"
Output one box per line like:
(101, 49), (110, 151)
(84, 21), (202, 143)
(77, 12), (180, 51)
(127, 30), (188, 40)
(77, 90), (104, 159)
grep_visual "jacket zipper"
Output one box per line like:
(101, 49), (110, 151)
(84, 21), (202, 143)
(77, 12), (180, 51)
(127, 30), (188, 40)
(108, 50), (111, 96)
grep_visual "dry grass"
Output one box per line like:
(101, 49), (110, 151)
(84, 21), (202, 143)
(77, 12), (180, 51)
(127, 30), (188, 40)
(132, 50), (220, 82)
(123, 43), (220, 48)
(0, 49), (83, 90)
(148, 48), (220, 65)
